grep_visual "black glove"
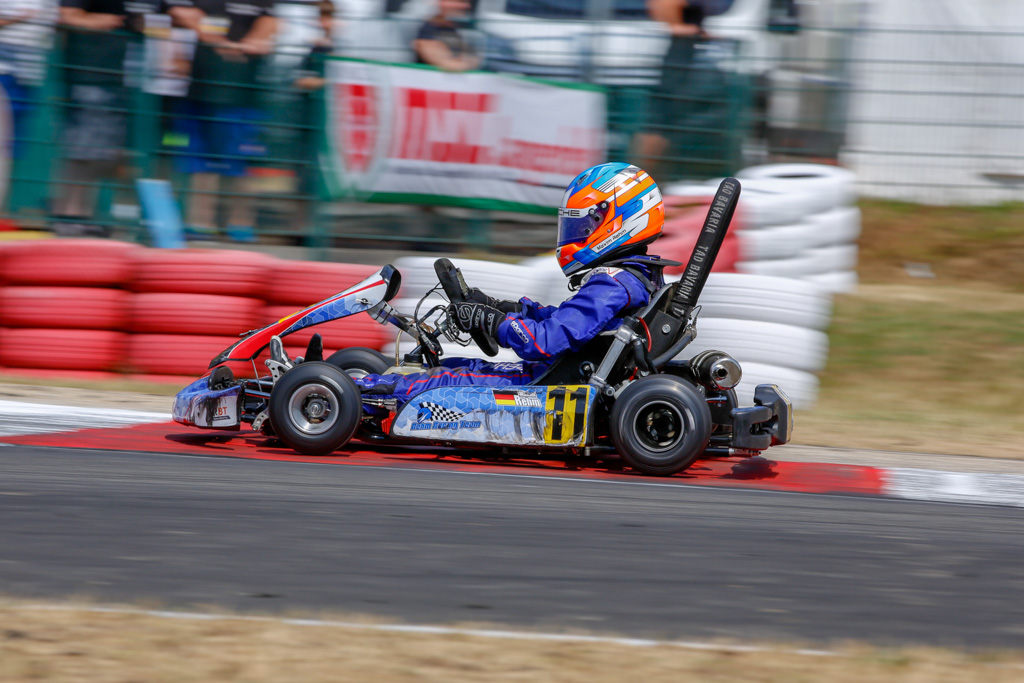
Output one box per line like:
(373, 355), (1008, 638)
(453, 301), (503, 339)
(466, 287), (522, 314)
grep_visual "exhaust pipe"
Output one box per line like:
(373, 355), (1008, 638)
(689, 350), (742, 390)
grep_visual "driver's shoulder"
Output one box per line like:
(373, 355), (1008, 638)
(581, 266), (645, 291)
(579, 267), (650, 304)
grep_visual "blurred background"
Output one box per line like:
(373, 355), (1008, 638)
(0, 0), (1022, 440)
(1, 0), (1020, 248)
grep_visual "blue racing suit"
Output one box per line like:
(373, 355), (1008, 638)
(353, 260), (659, 401)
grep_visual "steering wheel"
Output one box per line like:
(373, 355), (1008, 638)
(433, 258), (500, 358)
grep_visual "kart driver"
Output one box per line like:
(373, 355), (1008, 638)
(353, 162), (669, 399)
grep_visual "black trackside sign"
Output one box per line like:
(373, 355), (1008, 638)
(675, 178), (739, 309)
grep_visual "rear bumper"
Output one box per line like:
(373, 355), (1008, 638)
(173, 377), (243, 430)
(729, 384), (793, 451)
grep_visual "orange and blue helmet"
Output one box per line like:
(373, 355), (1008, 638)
(555, 162), (665, 276)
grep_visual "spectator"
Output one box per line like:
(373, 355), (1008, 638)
(413, 0), (479, 72)
(633, 0), (706, 179)
(293, 0), (334, 92)
(165, 0), (277, 242)
(54, 0), (177, 236)
(0, 0), (57, 162)
(283, 0), (333, 239)
(634, 0), (737, 183)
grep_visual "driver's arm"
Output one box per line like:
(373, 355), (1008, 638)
(497, 272), (649, 361)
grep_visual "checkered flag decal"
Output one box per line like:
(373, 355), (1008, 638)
(418, 402), (464, 423)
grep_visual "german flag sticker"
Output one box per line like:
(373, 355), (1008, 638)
(493, 391), (517, 407)
(492, 390), (542, 408)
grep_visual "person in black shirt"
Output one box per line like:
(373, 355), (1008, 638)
(413, 0), (478, 72)
(163, 0), (277, 241)
(53, 0), (168, 236)
(634, 0), (732, 180)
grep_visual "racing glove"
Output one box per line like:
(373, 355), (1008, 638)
(466, 287), (522, 314)
(452, 301), (504, 339)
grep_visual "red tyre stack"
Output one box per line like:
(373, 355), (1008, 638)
(0, 240), (137, 374)
(262, 260), (389, 359)
(126, 250), (272, 378)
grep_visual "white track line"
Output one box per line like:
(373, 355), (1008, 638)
(17, 604), (837, 657)
(883, 468), (1024, 508)
(0, 400), (168, 437)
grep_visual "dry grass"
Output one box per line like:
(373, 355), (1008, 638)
(2, 601), (1022, 683)
(794, 283), (1024, 457)
(858, 200), (1024, 291)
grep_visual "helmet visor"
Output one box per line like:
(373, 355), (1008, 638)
(557, 205), (608, 246)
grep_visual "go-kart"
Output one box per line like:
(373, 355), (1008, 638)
(173, 178), (792, 476)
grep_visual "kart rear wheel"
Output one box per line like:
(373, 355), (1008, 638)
(610, 375), (712, 476)
(326, 347), (391, 379)
(269, 362), (361, 456)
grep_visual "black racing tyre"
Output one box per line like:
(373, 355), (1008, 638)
(268, 361), (361, 456)
(326, 347), (391, 379)
(610, 375), (712, 476)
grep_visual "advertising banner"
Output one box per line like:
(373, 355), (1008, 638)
(324, 58), (607, 213)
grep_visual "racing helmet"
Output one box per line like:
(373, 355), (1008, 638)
(556, 162), (665, 276)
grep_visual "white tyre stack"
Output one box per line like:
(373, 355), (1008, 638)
(733, 164), (860, 294)
(674, 273), (832, 409)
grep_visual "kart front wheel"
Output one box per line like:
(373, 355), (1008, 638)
(269, 362), (361, 456)
(610, 375), (712, 476)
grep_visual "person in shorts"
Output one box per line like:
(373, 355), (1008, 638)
(0, 1), (57, 163)
(54, 0), (169, 235)
(164, 0), (277, 242)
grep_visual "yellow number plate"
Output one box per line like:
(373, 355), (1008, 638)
(543, 385), (591, 445)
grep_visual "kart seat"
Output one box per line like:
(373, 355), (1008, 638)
(529, 282), (685, 387)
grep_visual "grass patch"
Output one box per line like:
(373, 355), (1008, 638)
(796, 284), (1024, 456)
(2, 601), (1022, 683)
(858, 200), (1024, 290)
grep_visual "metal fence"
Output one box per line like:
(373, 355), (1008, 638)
(0, 9), (1018, 256)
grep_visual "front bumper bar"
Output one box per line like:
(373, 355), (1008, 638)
(729, 384), (794, 451)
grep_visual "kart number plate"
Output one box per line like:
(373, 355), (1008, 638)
(543, 385), (591, 445)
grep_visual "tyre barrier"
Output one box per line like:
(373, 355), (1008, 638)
(805, 270), (858, 294)
(736, 163), (857, 215)
(680, 318), (829, 374)
(132, 249), (272, 297)
(125, 333), (243, 376)
(264, 260), (381, 306)
(130, 293), (264, 336)
(667, 165), (861, 297)
(733, 222), (817, 261)
(732, 362), (820, 410)
(805, 207), (862, 248)
(0, 287), (128, 330)
(735, 253), (821, 279)
(0, 180), (851, 409)
(0, 240), (393, 378)
(695, 274), (833, 331)
(1, 239), (139, 287)
(0, 328), (126, 371)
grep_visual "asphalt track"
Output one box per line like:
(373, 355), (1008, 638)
(3, 444), (1024, 648)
